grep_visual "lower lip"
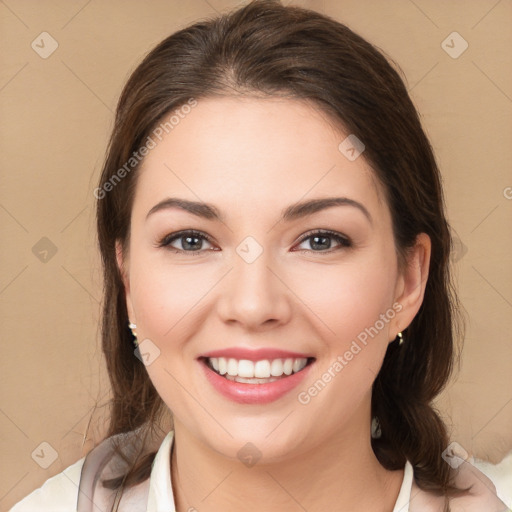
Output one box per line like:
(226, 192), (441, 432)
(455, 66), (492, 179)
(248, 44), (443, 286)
(200, 359), (314, 405)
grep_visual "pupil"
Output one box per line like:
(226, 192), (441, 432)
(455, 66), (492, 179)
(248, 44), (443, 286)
(183, 236), (201, 250)
(311, 235), (330, 250)
(180, 235), (332, 251)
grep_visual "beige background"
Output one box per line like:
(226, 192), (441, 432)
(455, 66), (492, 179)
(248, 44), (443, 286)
(1, 0), (511, 509)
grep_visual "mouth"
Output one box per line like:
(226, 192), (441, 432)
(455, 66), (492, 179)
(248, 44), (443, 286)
(197, 352), (316, 404)
(200, 356), (315, 384)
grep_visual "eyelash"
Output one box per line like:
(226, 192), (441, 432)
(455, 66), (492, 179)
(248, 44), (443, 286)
(156, 229), (352, 255)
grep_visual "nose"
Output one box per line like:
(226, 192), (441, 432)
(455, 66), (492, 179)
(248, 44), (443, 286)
(216, 245), (293, 331)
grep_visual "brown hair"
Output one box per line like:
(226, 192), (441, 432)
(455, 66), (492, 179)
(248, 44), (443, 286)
(94, 0), (465, 509)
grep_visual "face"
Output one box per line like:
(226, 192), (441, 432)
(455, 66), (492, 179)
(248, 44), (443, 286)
(117, 96), (427, 462)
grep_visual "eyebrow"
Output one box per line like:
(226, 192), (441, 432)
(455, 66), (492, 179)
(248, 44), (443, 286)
(146, 196), (372, 225)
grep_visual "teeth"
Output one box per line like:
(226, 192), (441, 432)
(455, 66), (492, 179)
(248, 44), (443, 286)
(292, 358), (304, 373)
(207, 357), (308, 378)
(255, 360), (270, 378)
(225, 375), (281, 384)
(270, 359), (283, 376)
(227, 358), (238, 376)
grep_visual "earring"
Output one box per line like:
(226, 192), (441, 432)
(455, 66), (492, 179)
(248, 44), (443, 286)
(128, 322), (138, 347)
(371, 416), (382, 439)
(397, 332), (404, 345)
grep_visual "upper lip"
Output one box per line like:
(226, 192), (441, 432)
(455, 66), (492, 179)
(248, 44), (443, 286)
(200, 347), (315, 361)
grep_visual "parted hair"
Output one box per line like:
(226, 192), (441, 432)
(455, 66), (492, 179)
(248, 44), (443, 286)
(94, 1), (465, 510)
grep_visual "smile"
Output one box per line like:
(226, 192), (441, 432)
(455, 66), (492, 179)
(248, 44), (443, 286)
(198, 350), (315, 404)
(205, 356), (310, 382)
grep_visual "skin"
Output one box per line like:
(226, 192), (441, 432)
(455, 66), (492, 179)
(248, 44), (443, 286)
(116, 96), (431, 512)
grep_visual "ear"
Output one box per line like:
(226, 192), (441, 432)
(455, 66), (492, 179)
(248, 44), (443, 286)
(115, 240), (136, 323)
(390, 233), (431, 340)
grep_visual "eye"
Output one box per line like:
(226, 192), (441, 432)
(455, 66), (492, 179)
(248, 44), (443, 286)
(294, 229), (352, 253)
(157, 229), (351, 255)
(157, 230), (216, 253)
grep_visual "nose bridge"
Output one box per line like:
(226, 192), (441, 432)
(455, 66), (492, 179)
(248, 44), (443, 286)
(217, 235), (291, 328)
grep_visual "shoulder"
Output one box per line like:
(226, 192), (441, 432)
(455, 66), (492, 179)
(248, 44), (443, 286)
(408, 456), (510, 512)
(9, 428), (159, 512)
(473, 451), (512, 508)
(9, 457), (85, 512)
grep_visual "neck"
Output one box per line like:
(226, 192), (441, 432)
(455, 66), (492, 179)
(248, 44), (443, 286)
(169, 415), (404, 512)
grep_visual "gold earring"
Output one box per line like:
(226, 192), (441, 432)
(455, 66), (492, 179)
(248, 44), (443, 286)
(397, 332), (403, 345)
(128, 322), (138, 347)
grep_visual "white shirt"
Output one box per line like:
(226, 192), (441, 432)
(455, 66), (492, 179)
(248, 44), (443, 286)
(9, 431), (510, 512)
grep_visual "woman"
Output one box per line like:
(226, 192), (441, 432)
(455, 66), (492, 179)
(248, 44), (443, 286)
(10, 1), (509, 511)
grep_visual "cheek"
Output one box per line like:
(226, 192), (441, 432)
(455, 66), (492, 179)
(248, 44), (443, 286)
(128, 253), (215, 414)
(129, 240), (398, 351)
(129, 251), (217, 341)
(291, 251), (398, 347)
(293, 253), (398, 416)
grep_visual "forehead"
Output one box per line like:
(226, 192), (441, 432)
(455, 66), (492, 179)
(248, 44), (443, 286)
(134, 96), (385, 219)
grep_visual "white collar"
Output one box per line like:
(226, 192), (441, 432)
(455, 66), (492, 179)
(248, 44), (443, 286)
(393, 459), (414, 512)
(147, 431), (413, 512)
(147, 430), (176, 512)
